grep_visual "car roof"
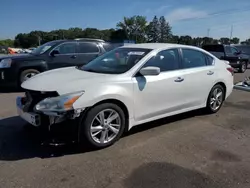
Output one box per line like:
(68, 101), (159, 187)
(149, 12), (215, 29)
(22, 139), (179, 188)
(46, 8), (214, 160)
(52, 38), (105, 43)
(120, 43), (198, 50)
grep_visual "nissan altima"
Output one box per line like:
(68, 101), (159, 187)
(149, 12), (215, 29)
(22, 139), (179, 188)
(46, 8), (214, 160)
(16, 43), (234, 149)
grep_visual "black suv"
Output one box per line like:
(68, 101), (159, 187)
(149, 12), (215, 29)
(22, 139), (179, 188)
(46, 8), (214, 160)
(202, 44), (249, 73)
(0, 38), (122, 87)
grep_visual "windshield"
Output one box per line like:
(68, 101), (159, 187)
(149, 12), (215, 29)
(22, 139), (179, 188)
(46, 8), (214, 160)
(81, 47), (152, 74)
(31, 41), (59, 55)
(235, 46), (250, 54)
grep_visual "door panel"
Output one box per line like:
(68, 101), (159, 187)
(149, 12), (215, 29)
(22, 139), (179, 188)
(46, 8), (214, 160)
(133, 70), (188, 122)
(133, 48), (189, 122)
(180, 67), (216, 106)
(224, 46), (239, 64)
(47, 42), (78, 69)
(180, 48), (216, 106)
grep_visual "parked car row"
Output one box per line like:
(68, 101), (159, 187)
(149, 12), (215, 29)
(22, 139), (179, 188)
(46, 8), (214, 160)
(16, 42), (234, 149)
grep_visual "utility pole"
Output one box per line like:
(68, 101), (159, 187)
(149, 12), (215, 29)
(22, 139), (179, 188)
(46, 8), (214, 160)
(207, 28), (210, 37)
(230, 25), (233, 40)
(37, 36), (41, 46)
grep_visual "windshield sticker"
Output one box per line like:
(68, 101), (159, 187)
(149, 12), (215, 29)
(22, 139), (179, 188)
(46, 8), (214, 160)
(128, 51), (145, 55)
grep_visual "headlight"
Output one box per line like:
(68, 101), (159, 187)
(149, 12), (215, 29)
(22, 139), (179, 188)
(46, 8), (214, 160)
(0, 58), (12, 68)
(35, 91), (84, 112)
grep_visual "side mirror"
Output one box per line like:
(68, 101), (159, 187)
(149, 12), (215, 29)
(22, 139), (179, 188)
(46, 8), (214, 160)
(50, 50), (60, 57)
(139, 66), (160, 76)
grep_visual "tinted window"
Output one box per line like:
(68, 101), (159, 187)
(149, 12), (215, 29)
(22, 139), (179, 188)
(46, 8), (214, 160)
(225, 46), (232, 54)
(143, 49), (180, 72)
(231, 47), (238, 54)
(202, 45), (224, 52)
(206, 54), (214, 65)
(235, 46), (250, 54)
(182, 49), (207, 68)
(54, 42), (76, 54)
(78, 42), (99, 53)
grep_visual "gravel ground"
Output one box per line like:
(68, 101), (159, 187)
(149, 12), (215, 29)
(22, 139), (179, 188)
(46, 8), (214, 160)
(0, 70), (249, 188)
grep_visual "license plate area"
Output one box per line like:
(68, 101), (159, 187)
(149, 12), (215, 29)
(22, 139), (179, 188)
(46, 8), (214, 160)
(16, 97), (41, 126)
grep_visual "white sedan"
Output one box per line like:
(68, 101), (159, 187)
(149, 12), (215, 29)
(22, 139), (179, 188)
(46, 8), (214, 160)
(17, 43), (234, 149)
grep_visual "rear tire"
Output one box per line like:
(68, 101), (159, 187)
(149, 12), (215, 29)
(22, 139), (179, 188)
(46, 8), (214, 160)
(239, 62), (247, 73)
(19, 69), (40, 84)
(78, 103), (126, 149)
(205, 84), (225, 114)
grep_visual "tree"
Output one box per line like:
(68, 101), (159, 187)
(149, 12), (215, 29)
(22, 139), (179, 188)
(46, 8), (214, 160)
(230, 37), (240, 44)
(117, 15), (147, 43)
(178, 35), (193, 45)
(147, 16), (160, 42)
(159, 16), (172, 43)
(219, 37), (230, 44)
(0, 39), (14, 47)
(168, 35), (179, 43)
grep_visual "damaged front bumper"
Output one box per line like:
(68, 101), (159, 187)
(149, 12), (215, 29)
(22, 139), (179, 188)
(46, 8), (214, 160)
(16, 96), (85, 146)
(16, 96), (84, 127)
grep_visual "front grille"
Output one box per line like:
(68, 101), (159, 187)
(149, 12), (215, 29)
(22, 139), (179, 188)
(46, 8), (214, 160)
(23, 90), (59, 112)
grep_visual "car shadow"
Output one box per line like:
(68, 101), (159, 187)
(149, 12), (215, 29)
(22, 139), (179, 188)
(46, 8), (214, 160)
(126, 109), (206, 136)
(0, 116), (96, 161)
(124, 162), (230, 188)
(0, 109), (206, 161)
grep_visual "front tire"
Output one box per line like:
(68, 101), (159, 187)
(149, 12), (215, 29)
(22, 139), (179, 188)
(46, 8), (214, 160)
(78, 103), (126, 149)
(205, 84), (225, 114)
(20, 69), (40, 84)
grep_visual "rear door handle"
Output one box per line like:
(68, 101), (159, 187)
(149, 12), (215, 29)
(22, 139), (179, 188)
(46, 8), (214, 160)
(207, 71), (214, 75)
(71, 55), (77, 59)
(174, 77), (184, 82)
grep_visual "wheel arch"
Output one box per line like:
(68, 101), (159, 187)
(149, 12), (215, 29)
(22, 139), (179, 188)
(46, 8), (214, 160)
(92, 99), (130, 131)
(215, 81), (227, 101)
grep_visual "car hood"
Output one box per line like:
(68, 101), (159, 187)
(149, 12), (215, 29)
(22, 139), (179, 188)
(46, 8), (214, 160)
(0, 53), (35, 61)
(21, 67), (118, 94)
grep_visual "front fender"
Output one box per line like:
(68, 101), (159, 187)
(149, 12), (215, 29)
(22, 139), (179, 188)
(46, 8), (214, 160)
(72, 83), (134, 118)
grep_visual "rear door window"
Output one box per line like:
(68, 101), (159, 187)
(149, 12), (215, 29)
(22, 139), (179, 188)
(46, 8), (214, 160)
(181, 49), (207, 69)
(225, 46), (232, 54)
(77, 42), (100, 53)
(54, 42), (77, 54)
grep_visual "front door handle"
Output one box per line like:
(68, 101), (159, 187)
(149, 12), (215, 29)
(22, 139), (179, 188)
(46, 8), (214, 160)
(207, 71), (214, 75)
(71, 55), (77, 59)
(174, 77), (184, 82)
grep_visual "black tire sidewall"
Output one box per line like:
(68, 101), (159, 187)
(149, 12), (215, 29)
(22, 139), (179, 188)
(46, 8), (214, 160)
(206, 84), (225, 113)
(20, 69), (40, 84)
(239, 62), (246, 73)
(79, 103), (126, 149)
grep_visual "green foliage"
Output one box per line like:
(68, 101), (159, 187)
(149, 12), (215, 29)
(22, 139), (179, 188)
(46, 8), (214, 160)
(0, 15), (248, 48)
(0, 39), (14, 47)
(117, 15), (147, 43)
(147, 16), (160, 42)
(159, 16), (172, 43)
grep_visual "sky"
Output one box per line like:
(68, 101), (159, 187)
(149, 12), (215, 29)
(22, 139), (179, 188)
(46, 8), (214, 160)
(1, 0), (250, 41)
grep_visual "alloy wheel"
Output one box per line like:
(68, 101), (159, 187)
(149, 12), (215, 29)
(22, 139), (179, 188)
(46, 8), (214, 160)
(90, 109), (121, 144)
(210, 88), (223, 111)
